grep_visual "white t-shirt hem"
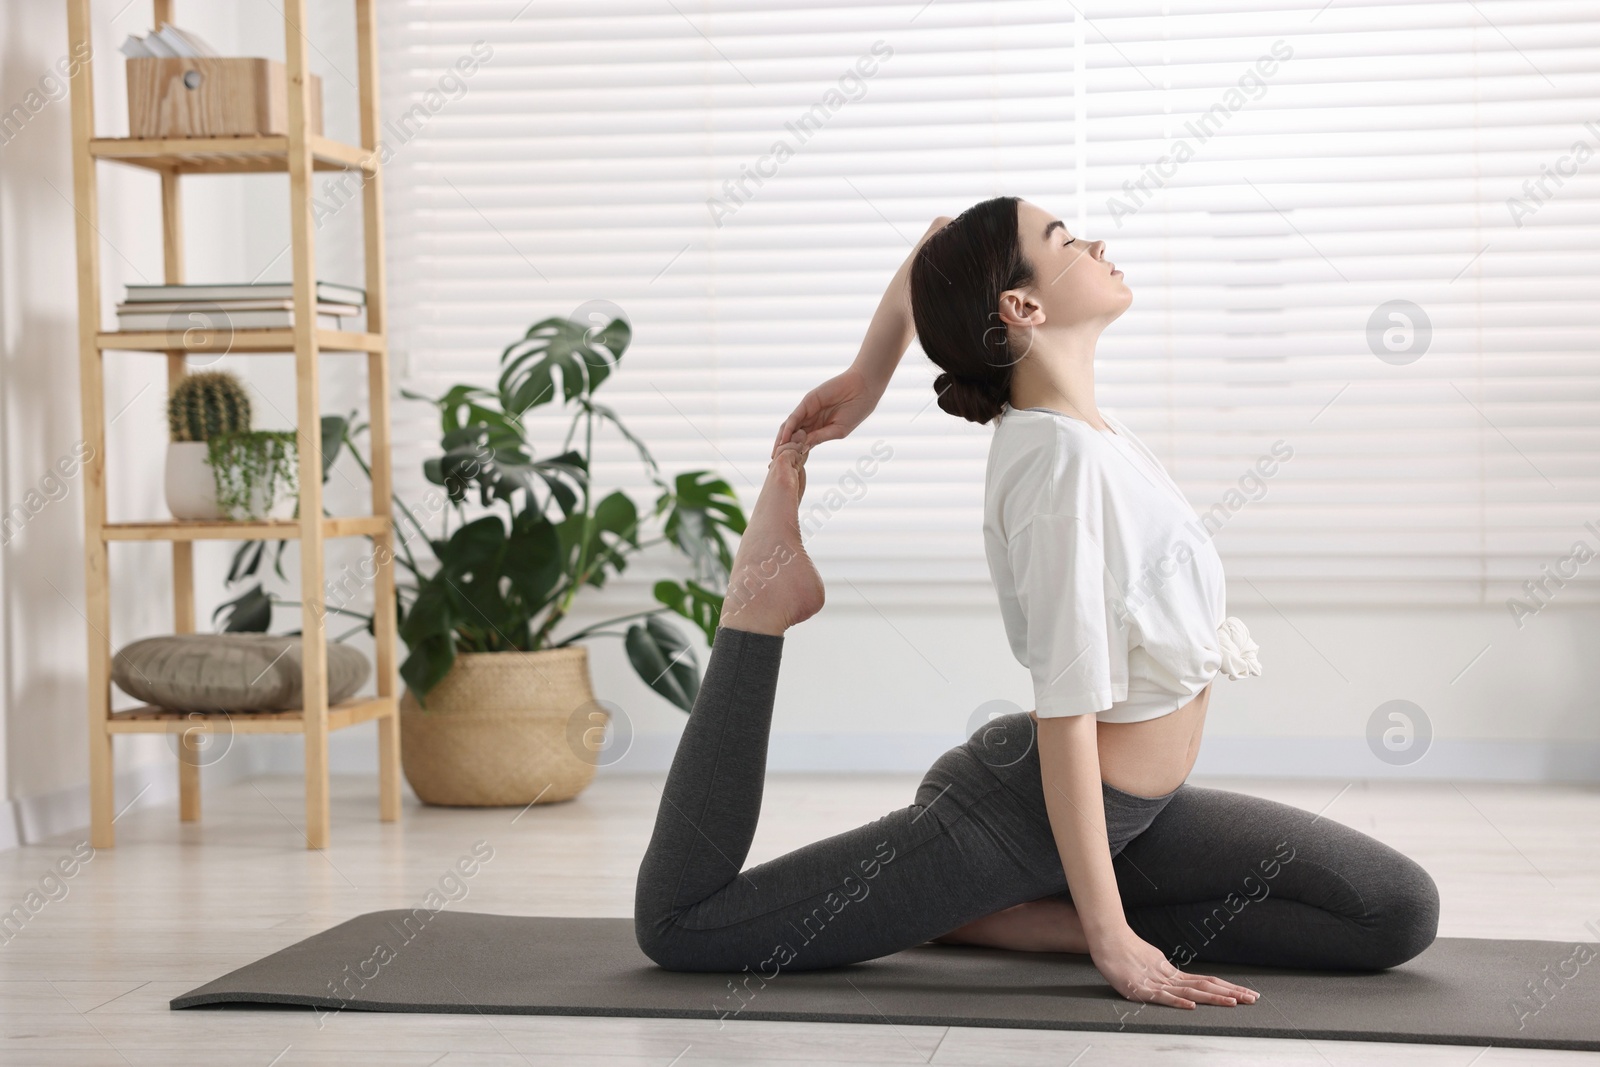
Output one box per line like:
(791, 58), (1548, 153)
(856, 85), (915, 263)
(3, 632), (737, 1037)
(1098, 674), (1217, 724)
(1033, 685), (1125, 718)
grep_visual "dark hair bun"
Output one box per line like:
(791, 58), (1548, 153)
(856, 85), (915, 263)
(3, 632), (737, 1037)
(934, 371), (1004, 425)
(910, 196), (1027, 427)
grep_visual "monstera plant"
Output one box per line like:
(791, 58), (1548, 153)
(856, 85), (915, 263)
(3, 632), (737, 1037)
(212, 310), (740, 805)
(214, 310), (748, 716)
(394, 313), (744, 714)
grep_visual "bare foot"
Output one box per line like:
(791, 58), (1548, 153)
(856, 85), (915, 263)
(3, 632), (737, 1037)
(718, 431), (825, 636)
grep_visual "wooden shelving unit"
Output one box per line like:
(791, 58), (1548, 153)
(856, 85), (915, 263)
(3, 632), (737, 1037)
(66, 0), (401, 849)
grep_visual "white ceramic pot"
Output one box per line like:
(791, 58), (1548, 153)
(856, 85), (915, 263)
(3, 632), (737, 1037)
(164, 441), (223, 520)
(165, 440), (299, 521)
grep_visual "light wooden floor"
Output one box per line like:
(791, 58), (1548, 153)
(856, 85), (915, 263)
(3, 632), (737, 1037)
(2, 771), (1597, 1066)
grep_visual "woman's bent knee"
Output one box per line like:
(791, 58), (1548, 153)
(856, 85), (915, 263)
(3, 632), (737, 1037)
(636, 915), (757, 973)
(1359, 859), (1441, 969)
(636, 916), (701, 971)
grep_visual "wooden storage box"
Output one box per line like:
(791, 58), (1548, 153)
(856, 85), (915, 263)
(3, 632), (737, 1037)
(126, 57), (324, 138)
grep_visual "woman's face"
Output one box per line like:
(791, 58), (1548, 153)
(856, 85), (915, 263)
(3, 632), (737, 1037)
(1006, 199), (1131, 335)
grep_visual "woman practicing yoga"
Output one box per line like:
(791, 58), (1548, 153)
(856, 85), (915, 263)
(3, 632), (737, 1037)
(635, 197), (1440, 1010)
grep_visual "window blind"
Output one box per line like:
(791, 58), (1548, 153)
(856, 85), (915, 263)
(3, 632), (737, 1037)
(378, 1), (1600, 607)
(1077, 1), (1600, 607)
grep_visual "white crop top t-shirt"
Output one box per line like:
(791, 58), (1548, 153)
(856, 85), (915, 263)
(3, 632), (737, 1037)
(983, 402), (1262, 723)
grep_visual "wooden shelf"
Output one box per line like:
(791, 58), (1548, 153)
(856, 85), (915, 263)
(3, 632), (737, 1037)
(107, 695), (397, 735)
(89, 134), (376, 175)
(69, 0), (402, 848)
(98, 328), (384, 353)
(103, 516), (389, 542)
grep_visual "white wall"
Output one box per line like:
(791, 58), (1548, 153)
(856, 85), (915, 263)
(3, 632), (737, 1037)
(3, 3), (1597, 850)
(1, 0), (242, 846)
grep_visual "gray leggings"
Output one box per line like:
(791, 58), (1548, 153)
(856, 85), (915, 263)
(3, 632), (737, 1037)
(635, 627), (1440, 974)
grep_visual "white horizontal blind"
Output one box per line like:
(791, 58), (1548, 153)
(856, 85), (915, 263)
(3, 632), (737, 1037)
(378, 0), (1075, 599)
(1081, 1), (1600, 605)
(380, 1), (1600, 606)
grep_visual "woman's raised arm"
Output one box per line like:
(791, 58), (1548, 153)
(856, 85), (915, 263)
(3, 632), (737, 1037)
(770, 216), (952, 457)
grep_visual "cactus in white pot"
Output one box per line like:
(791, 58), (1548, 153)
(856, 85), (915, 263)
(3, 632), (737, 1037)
(166, 370), (251, 520)
(163, 370), (296, 522)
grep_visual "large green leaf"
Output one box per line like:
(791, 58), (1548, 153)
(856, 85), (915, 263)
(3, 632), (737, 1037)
(530, 450), (587, 519)
(399, 631), (455, 710)
(593, 490), (640, 545)
(426, 424), (534, 507)
(505, 510), (564, 612)
(653, 579), (724, 649)
(408, 385), (545, 508)
(438, 515), (506, 579)
(580, 490), (640, 588)
(213, 583), (272, 632)
(498, 316), (631, 416)
(420, 418), (585, 520)
(624, 614), (700, 712)
(556, 490), (640, 589)
(226, 539), (265, 584)
(403, 383), (500, 435)
(399, 580), (454, 650)
(319, 414), (349, 481)
(662, 470), (746, 584)
(432, 516), (527, 648)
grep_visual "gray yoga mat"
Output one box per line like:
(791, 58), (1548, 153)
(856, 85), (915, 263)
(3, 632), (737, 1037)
(172, 910), (1600, 1051)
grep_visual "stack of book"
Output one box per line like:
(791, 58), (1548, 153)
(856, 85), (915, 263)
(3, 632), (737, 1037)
(117, 282), (366, 332)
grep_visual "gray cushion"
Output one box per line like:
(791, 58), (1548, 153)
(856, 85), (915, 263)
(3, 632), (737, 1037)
(112, 633), (371, 712)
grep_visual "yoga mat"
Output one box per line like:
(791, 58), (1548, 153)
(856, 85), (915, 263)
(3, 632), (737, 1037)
(172, 911), (1600, 1051)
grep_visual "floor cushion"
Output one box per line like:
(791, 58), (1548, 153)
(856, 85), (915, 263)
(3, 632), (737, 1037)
(112, 633), (371, 712)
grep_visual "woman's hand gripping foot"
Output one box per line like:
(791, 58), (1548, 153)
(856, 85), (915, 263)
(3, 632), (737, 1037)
(717, 431), (826, 638)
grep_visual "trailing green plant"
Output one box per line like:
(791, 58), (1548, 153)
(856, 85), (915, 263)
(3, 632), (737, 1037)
(211, 314), (746, 717)
(206, 430), (299, 521)
(168, 370), (251, 442)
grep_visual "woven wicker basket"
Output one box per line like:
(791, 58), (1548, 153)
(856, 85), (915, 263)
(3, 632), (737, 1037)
(399, 646), (601, 806)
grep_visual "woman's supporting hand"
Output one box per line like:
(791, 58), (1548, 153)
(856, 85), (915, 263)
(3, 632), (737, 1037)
(771, 366), (883, 456)
(1089, 925), (1260, 1009)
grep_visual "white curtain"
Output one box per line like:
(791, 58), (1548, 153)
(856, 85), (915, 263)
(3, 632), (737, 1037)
(379, 1), (1600, 606)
